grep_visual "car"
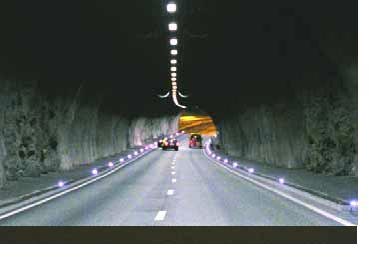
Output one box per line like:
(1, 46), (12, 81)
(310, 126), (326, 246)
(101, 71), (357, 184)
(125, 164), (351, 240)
(189, 134), (202, 148)
(157, 137), (167, 148)
(162, 138), (179, 151)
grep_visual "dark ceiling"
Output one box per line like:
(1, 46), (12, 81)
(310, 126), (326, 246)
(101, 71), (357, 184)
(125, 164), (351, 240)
(0, 0), (357, 116)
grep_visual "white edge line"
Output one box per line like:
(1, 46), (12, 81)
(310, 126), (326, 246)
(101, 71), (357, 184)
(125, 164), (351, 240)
(154, 211), (167, 221)
(0, 149), (155, 221)
(202, 148), (355, 226)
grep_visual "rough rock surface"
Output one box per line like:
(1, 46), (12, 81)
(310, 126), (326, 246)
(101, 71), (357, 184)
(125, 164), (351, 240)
(216, 65), (357, 176)
(0, 78), (178, 188)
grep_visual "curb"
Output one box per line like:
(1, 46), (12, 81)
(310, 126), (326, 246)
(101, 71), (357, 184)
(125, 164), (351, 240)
(205, 141), (358, 214)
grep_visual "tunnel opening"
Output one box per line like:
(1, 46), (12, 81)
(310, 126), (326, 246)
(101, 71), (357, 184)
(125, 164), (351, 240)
(178, 110), (217, 137)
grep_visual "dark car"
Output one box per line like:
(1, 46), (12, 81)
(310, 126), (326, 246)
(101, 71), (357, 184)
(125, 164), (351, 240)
(189, 134), (202, 148)
(162, 138), (179, 151)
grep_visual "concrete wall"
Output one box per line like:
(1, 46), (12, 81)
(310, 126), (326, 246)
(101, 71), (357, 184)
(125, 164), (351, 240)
(0, 78), (178, 188)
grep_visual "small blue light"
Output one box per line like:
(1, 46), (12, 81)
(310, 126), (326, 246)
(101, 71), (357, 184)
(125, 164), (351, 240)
(92, 168), (98, 175)
(350, 200), (358, 207)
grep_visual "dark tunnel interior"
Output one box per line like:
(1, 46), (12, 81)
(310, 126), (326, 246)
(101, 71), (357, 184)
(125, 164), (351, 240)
(0, 0), (358, 186)
(0, 1), (356, 114)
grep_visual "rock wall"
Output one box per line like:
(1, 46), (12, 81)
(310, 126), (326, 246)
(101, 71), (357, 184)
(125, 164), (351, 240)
(0, 77), (178, 187)
(216, 65), (357, 176)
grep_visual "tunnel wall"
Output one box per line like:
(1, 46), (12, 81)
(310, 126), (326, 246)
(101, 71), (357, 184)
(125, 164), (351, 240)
(216, 65), (357, 176)
(0, 78), (178, 187)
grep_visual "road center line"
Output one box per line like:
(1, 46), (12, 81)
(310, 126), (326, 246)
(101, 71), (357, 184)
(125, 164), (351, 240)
(171, 171), (176, 175)
(154, 211), (167, 221)
(167, 189), (175, 196)
(172, 178), (177, 183)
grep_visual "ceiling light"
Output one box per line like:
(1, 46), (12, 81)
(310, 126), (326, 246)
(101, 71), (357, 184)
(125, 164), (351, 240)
(168, 23), (177, 31)
(166, 3), (177, 13)
(170, 38), (178, 46)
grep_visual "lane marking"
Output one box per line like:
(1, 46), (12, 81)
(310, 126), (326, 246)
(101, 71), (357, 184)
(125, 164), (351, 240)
(0, 149), (156, 222)
(171, 166), (175, 169)
(167, 189), (175, 196)
(172, 178), (177, 183)
(154, 211), (167, 221)
(171, 172), (176, 175)
(202, 148), (355, 226)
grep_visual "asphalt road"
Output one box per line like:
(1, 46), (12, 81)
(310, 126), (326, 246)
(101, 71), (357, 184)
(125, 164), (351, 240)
(0, 137), (348, 226)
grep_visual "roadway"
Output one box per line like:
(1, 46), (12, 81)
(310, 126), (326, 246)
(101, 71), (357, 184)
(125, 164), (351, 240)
(0, 136), (350, 226)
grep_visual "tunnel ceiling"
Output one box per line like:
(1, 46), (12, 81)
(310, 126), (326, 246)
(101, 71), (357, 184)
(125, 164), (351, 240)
(0, 0), (357, 116)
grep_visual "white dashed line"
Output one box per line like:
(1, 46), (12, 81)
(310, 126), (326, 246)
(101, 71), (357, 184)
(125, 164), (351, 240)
(172, 178), (177, 183)
(154, 211), (167, 221)
(167, 189), (175, 196)
(171, 172), (176, 175)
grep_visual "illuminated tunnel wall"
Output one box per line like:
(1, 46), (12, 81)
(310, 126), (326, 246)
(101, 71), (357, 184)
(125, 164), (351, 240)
(178, 112), (217, 136)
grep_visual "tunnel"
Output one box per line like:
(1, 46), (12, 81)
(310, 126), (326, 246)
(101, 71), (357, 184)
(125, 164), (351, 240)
(0, 0), (358, 230)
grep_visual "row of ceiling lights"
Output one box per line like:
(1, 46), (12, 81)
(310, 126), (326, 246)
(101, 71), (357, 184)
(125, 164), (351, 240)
(165, 2), (187, 108)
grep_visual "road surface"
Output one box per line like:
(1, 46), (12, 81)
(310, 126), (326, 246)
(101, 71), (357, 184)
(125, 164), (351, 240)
(0, 137), (352, 226)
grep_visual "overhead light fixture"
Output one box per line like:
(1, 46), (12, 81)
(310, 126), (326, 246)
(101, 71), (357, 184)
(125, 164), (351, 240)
(170, 59), (177, 64)
(170, 67), (177, 72)
(168, 23), (177, 31)
(171, 73), (177, 77)
(170, 38), (178, 46)
(166, 3), (177, 13)
(171, 77), (176, 82)
(172, 82), (177, 86)
(170, 49), (178, 55)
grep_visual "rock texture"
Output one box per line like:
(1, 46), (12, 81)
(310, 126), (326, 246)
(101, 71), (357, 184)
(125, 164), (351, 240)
(216, 65), (357, 176)
(0, 77), (178, 188)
